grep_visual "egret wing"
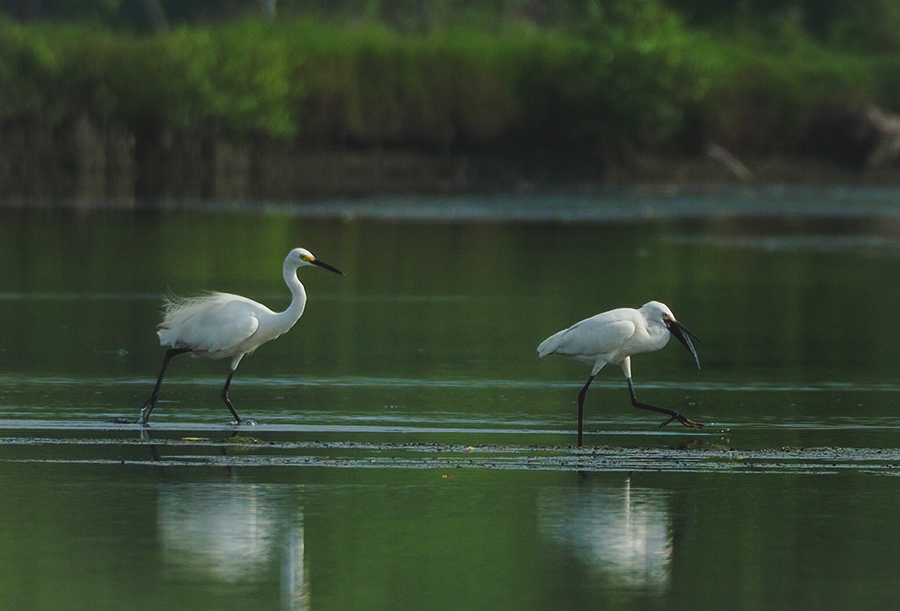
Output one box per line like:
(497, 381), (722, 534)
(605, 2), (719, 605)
(161, 297), (261, 354)
(540, 316), (636, 360)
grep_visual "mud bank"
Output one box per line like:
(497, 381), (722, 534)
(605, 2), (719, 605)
(3, 118), (900, 202)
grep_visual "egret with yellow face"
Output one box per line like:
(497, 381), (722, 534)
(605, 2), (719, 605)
(138, 248), (344, 425)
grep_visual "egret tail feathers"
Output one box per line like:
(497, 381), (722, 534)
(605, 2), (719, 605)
(158, 293), (236, 329)
(537, 328), (569, 358)
(156, 292), (258, 352)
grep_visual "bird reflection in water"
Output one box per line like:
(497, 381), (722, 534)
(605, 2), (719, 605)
(157, 483), (308, 610)
(539, 478), (672, 592)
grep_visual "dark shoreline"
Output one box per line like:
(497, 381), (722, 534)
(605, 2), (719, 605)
(3, 119), (900, 203)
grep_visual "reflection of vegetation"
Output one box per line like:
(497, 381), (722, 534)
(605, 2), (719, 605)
(3, 210), (900, 389)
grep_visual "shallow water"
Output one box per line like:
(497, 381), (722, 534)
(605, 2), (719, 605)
(2, 189), (900, 610)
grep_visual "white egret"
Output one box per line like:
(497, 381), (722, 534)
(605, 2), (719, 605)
(138, 248), (344, 425)
(538, 301), (702, 446)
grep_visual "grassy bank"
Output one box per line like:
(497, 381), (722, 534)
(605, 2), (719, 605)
(0, 12), (897, 159)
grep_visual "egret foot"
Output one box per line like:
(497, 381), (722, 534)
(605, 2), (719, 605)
(659, 413), (704, 429)
(138, 400), (155, 425)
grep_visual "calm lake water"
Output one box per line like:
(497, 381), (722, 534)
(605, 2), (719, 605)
(3, 187), (900, 610)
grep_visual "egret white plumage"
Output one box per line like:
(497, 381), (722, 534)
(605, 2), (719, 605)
(538, 301), (703, 446)
(138, 248), (344, 425)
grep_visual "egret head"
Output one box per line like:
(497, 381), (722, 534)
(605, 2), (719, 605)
(286, 248), (345, 275)
(643, 301), (701, 369)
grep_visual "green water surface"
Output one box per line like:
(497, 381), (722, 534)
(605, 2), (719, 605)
(1, 192), (900, 610)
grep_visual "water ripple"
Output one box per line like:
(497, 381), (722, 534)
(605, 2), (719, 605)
(0, 374), (898, 393)
(662, 235), (900, 253)
(1, 434), (900, 474)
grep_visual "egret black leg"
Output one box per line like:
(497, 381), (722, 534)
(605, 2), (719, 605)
(576, 374), (596, 447)
(139, 348), (191, 425)
(626, 377), (703, 429)
(220, 370), (243, 424)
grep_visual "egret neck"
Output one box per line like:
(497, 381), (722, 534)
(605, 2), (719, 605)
(279, 256), (309, 326)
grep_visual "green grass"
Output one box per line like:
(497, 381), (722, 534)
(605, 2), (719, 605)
(0, 14), (896, 155)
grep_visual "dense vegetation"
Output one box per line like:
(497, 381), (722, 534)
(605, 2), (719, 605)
(2, 0), (900, 158)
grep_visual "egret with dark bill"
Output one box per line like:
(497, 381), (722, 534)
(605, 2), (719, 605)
(538, 301), (703, 446)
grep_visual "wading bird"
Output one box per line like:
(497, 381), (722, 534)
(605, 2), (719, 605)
(138, 248), (344, 425)
(538, 301), (702, 446)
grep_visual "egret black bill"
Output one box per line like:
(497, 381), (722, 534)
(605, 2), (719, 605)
(311, 259), (345, 276)
(666, 320), (701, 370)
